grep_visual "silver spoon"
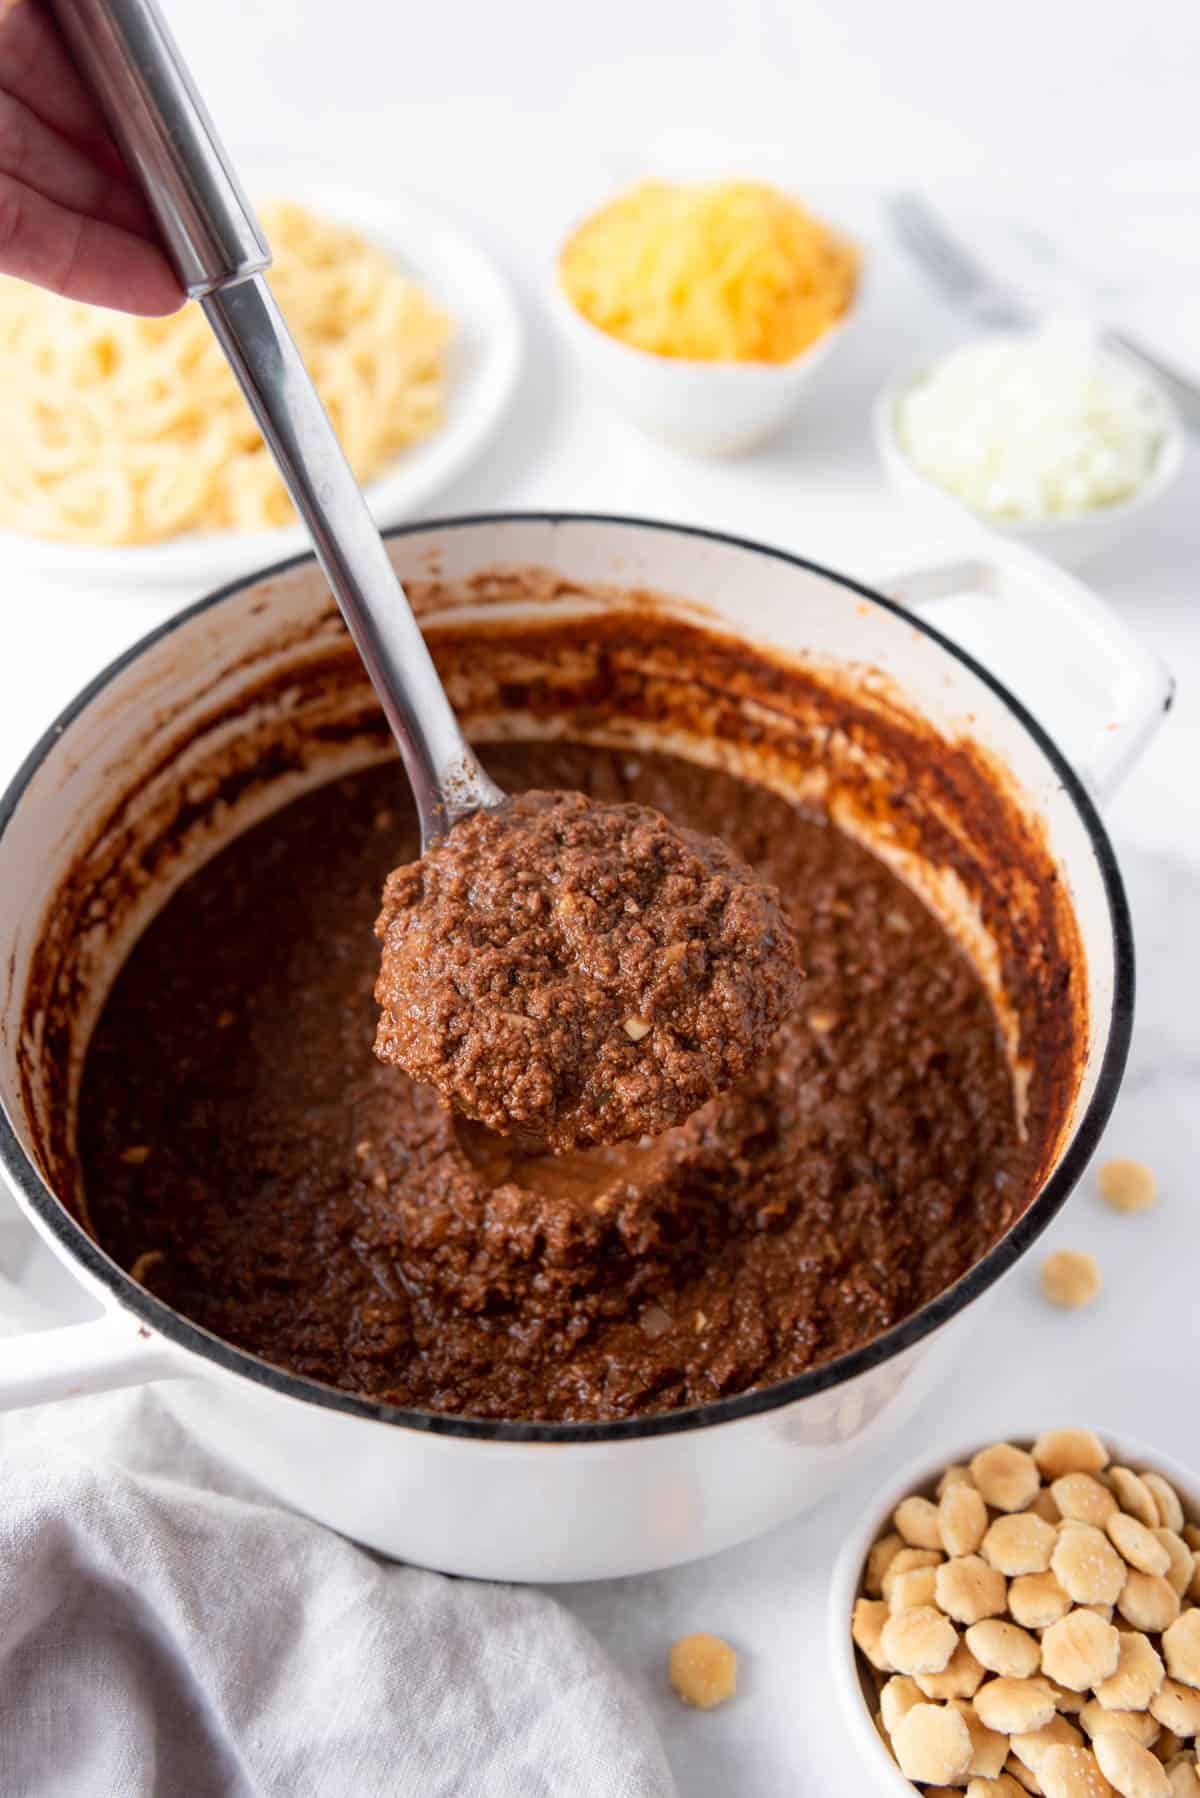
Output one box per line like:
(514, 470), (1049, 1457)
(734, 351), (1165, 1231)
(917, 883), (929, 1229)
(51, 0), (505, 849)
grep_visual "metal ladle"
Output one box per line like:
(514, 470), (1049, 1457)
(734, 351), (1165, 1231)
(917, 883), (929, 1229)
(51, 0), (505, 849)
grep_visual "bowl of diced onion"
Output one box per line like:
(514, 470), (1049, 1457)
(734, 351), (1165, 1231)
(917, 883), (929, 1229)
(874, 326), (1184, 566)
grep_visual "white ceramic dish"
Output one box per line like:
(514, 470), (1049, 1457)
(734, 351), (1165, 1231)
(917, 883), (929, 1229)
(0, 516), (1170, 1582)
(549, 232), (859, 456)
(829, 1426), (1200, 1795)
(0, 181), (522, 591)
(874, 348), (1184, 568)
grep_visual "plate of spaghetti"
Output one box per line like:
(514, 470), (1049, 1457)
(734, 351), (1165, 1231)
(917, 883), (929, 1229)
(0, 183), (521, 588)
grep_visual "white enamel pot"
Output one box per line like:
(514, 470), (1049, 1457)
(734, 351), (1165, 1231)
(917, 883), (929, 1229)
(0, 514), (1171, 1584)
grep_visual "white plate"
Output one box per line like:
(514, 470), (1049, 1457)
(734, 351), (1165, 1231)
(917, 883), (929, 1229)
(0, 180), (522, 591)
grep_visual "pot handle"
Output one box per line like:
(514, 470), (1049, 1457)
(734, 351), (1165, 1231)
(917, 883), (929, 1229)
(877, 549), (1173, 803)
(0, 1304), (175, 1411)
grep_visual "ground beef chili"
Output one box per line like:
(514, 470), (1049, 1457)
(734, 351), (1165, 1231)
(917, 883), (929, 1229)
(374, 790), (803, 1150)
(78, 741), (1032, 1424)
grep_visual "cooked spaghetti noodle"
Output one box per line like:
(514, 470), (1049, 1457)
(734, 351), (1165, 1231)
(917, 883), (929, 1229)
(0, 200), (452, 544)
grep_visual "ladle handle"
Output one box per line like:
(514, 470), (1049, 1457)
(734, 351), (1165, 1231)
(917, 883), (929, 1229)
(50, 0), (504, 843)
(49, 0), (268, 296)
(202, 278), (505, 839)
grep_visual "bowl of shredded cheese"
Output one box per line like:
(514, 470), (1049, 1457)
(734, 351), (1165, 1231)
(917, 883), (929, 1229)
(0, 185), (521, 589)
(552, 179), (860, 454)
(875, 325), (1183, 565)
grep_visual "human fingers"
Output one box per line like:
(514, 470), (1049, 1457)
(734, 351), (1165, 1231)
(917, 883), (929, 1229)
(0, 88), (157, 237)
(0, 170), (182, 312)
(0, 0), (117, 160)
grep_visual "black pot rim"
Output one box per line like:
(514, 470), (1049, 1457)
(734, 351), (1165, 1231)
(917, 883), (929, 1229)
(0, 510), (1137, 1444)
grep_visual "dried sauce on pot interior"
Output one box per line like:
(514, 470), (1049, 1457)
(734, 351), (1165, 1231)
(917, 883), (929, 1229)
(78, 740), (1034, 1423)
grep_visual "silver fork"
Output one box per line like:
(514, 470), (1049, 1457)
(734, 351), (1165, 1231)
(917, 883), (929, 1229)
(889, 191), (1200, 430)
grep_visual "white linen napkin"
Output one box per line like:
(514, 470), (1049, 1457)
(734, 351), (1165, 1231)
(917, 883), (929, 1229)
(0, 1227), (676, 1798)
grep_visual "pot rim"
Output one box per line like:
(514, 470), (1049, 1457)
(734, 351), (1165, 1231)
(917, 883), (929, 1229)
(0, 510), (1135, 1445)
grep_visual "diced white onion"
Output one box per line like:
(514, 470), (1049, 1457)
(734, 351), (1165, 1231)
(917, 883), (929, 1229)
(895, 324), (1167, 521)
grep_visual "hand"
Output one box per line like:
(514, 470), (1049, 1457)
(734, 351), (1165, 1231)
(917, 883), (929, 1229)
(0, 0), (182, 313)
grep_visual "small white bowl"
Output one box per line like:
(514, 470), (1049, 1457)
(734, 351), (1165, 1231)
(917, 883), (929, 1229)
(549, 259), (858, 456)
(875, 349), (1184, 568)
(828, 1426), (1200, 1795)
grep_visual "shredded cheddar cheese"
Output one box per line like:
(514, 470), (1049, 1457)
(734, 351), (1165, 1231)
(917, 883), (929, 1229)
(559, 179), (856, 364)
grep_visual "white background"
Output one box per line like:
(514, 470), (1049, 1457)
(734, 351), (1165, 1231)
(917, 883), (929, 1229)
(166, 0), (1200, 193)
(167, 0), (1200, 341)
(2, 2), (1199, 1793)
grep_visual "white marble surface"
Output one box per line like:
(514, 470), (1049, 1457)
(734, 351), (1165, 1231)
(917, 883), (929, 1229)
(1, 146), (1198, 1795)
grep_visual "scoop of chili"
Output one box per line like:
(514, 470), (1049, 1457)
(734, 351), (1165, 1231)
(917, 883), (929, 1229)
(374, 790), (803, 1151)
